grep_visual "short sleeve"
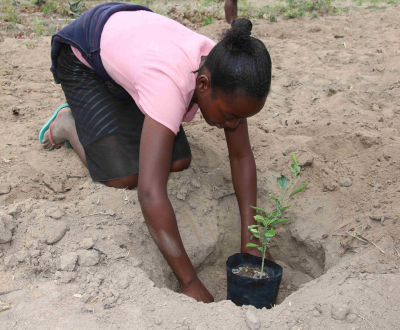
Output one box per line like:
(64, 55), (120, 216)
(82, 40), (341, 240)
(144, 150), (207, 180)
(135, 67), (187, 135)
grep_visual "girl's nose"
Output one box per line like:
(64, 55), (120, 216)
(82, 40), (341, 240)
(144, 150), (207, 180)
(225, 118), (241, 128)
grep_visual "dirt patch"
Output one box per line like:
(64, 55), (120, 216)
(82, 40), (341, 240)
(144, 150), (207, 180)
(1, 1), (400, 329)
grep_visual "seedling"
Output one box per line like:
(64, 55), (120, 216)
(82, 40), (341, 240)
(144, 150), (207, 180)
(246, 153), (308, 278)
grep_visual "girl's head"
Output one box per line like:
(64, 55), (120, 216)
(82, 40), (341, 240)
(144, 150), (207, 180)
(196, 18), (272, 129)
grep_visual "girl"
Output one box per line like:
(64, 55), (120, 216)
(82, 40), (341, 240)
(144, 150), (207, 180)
(39, 3), (272, 303)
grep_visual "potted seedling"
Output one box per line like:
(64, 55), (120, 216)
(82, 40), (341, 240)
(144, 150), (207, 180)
(226, 153), (308, 309)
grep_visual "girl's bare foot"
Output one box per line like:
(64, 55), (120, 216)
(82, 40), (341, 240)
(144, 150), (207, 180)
(42, 107), (75, 151)
(181, 277), (214, 303)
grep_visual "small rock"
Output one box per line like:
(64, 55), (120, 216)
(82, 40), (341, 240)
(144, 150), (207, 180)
(7, 204), (22, 217)
(245, 310), (261, 330)
(191, 179), (201, 188)
(4, 254), (20, 268)
(30, 249), (41, 258)
(176, 189), (187, 200)
(345, 313), (358, 323)
(117, 277), (130, 290)
(103, 289), (113, 298)
(371, 104), (380, 111)
(77, 249), (100, 267)
(313, 309), (321, 317)
(60, 252), (78, 271)
(14, 251), (28, 262)
(40, 252), (52, 263)
(297, 152), (314, 167)
(110, 288), (120, 298)
(323, 182), (338, 192)
(58, 271), (76, 284)
(355, 215), (363, 223)
(339, 177), (352, 187)
(81, 293), (91, 303)
(373, 200), (381, 208)
(0, 218), (13, 244)
(26, 240), (40, 250)
(370, 215), (383, 222)
(45, 221), (69, 245)
(282, 145), (296, 156)
(155, 316), (163, 325)
(42, 174), (64, 193)
(48, 209), (65, 219)
(355, 131), (382, 148)
(331, 303), (350, 321)
(80, 238), (94, 250)
(130, 257), (143, 267)
(105, 210), (116, 217)
(0, 183), (11, 195)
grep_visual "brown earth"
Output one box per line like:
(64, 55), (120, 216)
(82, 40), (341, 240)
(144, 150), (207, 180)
(1, 1), (400, 329)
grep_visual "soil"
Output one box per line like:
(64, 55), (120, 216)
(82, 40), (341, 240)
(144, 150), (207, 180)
(1, 1), (400, 329)
(234, 266), (271, 279)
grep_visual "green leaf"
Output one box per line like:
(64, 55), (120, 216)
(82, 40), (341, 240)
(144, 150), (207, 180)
(272, 218), (291, 225)
(251, 206), (270, 217)
(277, 173), (287, 190)
(248, 225), (259, 229)
(292, 152), (298, 166)
(289, 164), (296, 174)
(246, 243), (261, 248)
(257, 247), (263, 252)
(280, 205), (291, 212)
(269, 194), (281, 207)
(289, 183), (308, 198)
(250, 230), (261, 239)
(290, 163), (301, 175)
(254, 215), (264, 223)
(264, 228), (275, 238)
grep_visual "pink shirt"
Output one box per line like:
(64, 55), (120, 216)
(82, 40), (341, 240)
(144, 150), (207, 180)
(71, 11), (215, 134)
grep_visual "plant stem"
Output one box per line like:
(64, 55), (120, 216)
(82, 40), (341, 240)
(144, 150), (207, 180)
(260, 246), (266, 278)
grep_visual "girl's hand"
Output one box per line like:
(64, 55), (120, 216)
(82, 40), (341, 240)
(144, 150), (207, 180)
(181, 277), (214, 303)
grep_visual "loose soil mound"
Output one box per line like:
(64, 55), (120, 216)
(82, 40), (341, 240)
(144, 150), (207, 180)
(1, 2), (400, 329)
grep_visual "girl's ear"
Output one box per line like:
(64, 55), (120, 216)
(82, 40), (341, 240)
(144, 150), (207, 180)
(197, 74), (211, 93)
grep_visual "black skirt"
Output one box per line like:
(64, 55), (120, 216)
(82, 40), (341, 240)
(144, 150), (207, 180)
(56, 44), (191, 182)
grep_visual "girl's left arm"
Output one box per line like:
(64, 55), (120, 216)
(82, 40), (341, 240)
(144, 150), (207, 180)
(225, 119), (274, 260)
(225, 119), (259, 256)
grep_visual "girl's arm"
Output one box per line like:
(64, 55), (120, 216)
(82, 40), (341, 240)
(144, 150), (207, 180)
(225, 119), (274, 261)
(138, 115), (213, 303)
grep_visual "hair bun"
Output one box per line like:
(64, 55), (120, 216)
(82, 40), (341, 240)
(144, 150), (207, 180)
(222, 18), (253, 53)
(231, 18), (252, 36)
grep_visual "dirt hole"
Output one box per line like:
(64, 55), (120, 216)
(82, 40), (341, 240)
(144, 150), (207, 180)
(167, 225), (326, 305)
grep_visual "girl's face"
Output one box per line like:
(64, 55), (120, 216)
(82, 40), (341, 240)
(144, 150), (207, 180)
(194, 71), (267, 129)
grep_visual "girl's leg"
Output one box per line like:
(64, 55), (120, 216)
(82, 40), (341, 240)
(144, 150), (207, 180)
(106, 157), (191, 189)
(225, 0), (238, 24)
(42, 110), (191, 189)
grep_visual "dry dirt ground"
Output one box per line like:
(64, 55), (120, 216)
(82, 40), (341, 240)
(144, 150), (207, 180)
(1, 1), (400, 329)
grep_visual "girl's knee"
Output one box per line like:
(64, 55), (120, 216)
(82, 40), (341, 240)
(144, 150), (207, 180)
(106, 173), (138, 189)
(171, 157), (191, 172)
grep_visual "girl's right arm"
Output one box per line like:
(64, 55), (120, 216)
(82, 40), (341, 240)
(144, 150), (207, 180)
(137, 115), (213, 303)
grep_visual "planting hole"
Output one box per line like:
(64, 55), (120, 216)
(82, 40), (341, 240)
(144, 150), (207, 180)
(195, 225), (325, 304)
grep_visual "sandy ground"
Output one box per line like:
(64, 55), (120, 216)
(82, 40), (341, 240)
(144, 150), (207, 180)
(1, 1), (400, 329)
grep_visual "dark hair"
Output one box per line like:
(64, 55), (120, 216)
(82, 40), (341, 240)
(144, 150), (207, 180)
(201, 18), (271, 100)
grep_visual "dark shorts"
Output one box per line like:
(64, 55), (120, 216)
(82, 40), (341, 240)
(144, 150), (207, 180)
(56, 44), (191, 182)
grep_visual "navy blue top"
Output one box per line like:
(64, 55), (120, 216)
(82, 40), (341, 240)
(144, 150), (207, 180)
(50, 2), (153, 98)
